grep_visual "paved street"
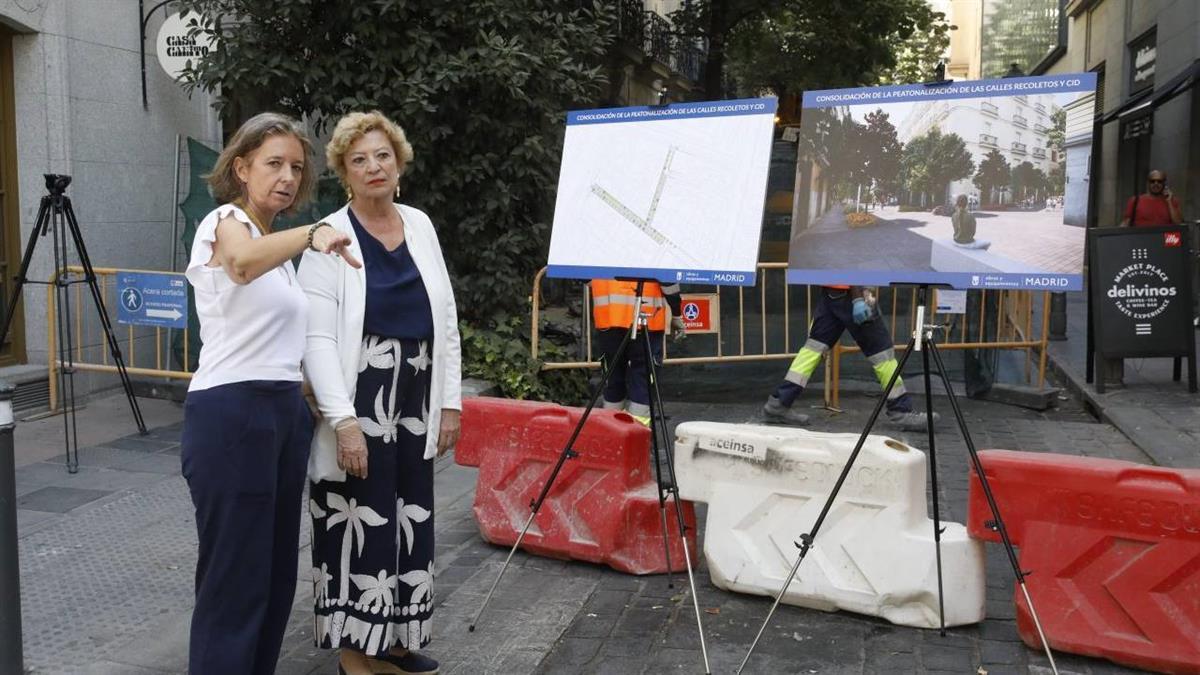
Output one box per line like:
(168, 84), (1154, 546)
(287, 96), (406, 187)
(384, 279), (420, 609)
(9, 354), (1171, 674)
(789, 205), (1085, 275)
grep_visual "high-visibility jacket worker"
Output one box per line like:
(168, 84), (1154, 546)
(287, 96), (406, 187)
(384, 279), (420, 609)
(762, 285), (937, 432)
(591, 279), (683, 425)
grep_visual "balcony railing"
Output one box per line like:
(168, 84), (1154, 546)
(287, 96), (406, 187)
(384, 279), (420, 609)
(617, 0), (645, 49)
(1032, 147), (1046, 159)
(673, 42), (704, 82)
(615, 1), (706, 85)
(979, 133), (998, 147)
(981, 102), (998, 116)
(1034, 123), (1048, 133)
(1015, 95), (1028, 104)
(1034, 103), (1046, 114)
(1012, 142), (1028, 155)
(644, 11), (673, 64)
(1013, 115), (1028, 128)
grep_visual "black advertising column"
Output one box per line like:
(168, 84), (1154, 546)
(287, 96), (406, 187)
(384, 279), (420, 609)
(1089, 225), (1198, 393)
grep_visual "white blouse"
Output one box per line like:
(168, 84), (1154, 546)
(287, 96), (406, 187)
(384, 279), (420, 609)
(185, 204), (308, 392)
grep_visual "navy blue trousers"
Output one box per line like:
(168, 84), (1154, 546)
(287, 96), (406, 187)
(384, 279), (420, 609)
(181, 380), (313, 675)
(596, 327), (664, 418)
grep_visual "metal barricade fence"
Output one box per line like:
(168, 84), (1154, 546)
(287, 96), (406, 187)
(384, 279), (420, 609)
(47, 266), (193, 410)
(531, 264), (1050, 409)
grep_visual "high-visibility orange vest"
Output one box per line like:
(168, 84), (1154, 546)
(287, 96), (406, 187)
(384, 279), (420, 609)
(590, 280), (668, 331)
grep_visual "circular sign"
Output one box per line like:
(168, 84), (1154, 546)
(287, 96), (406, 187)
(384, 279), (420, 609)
(121, 287), (143, 312)
(156, 11), (217, 80)
(683, 302), (700, 321)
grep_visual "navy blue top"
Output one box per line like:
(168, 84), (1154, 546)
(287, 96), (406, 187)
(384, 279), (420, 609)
(349, 208), (434, 341)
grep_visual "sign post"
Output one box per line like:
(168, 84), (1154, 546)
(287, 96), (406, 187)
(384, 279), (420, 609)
(116, 271), (188, 329)
(1088, 226), (1197, 393)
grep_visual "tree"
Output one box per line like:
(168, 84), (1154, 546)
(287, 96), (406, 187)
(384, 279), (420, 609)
(900, 128), (975, 205)
(973, 149), (1011, 204)
(1047, 107), (1066, 154)
(179, 0), (616, 326)
(874, 6), (953, 85)
(672, 0), (951, 100)
(860, 109), (902, 197)
(1011, 160), (1048, 201)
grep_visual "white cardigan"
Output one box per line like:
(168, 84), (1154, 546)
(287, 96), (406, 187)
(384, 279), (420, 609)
(298, 203), (462, 482)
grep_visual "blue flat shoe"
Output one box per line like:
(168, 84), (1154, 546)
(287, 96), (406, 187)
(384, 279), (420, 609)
(375, 650), (439, 675)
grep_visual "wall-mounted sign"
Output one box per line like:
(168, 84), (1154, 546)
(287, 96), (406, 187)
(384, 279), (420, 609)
(1129, 31), (1156, 94)
(156, 11), (217, 81)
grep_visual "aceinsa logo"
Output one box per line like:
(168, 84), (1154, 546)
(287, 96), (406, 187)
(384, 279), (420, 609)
(1164, 232), (1182, 247)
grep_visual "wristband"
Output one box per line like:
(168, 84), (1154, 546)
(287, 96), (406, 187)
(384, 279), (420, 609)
(307, 221), (332, 251)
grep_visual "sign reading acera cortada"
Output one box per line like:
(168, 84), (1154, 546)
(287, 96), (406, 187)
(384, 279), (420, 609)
(156, 11), (217, 81)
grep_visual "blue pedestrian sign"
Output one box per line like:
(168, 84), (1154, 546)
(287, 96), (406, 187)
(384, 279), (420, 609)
(116, 271), (187, 329)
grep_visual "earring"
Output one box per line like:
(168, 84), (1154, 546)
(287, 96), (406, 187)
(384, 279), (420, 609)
(346, 187), (353, 201)
(395, 183), (401, 200)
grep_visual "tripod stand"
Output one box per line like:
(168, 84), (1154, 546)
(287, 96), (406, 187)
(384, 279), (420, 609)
(0, 175), (146, 472)
(737, 285), (1057, 674)
(468, 279), (711, 674)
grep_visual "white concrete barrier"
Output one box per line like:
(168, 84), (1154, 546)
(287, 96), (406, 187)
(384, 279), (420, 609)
(674, 421), (985, 628)
(929, 237), (1037, 274)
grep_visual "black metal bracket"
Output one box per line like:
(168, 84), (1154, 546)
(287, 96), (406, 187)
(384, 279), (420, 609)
(139, 0), (179, 110)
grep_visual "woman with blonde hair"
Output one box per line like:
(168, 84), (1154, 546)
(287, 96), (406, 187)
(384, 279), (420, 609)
(181, 111), (359, 674)
(300, 110), (461, 675)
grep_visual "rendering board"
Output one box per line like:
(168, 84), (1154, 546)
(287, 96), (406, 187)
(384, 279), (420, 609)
(548, 98), (777, 286)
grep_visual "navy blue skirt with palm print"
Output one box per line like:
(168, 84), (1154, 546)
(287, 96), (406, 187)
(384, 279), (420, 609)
(309, 335), (434, 656)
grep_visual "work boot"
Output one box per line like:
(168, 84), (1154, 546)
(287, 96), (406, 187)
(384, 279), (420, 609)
(886, 409), (939, 432)
(763, 396), (809, 425)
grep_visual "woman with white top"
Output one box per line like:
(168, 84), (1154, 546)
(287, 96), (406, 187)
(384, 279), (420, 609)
(181, 112), (360, 675)
(300, 111), (461, 675)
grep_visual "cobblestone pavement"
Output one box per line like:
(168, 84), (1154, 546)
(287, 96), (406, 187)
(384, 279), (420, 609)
(13, 373), (1156, 674)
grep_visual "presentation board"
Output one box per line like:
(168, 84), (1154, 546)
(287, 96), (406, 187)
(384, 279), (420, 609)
(786, 74), (1097, 291)
(547, 98), (777, 286)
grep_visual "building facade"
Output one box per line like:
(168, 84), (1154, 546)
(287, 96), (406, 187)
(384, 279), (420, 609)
(895, 93), (1061, 205)
(1020, 0), (1198, 228)
(0, 0), (220, 398)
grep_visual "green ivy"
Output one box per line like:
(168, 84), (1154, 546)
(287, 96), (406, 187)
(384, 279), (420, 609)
(460, 315), (589, 404)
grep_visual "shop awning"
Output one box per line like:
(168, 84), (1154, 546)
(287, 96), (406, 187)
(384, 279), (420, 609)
(1099, 59), (1200, 124)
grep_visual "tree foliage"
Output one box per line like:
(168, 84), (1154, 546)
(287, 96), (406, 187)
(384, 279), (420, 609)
(860, 110), (902, 195)
(873, 5), (952, 85)
(179, 0), (616, 327)
(900, 128), (974, 204)
(671, 0), (948, 100)
(973, 149), (1011, 204)
(1010, 160), (1048, 200)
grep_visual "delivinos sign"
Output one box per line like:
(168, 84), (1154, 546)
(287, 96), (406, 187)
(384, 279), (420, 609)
(1106, 261), (1178, 320)
(156, 11), (217, 80)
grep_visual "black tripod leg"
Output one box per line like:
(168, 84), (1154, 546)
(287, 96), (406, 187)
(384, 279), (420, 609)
(640, 328), (674, 589)
(642, 327), (711, 675)
(61, 199), (146, 433)
(926, 339), (1058, 673)
(0, 197), (50, 344)
(921, 339), (947, 635)
(469, 321), (637, 632)
(50, 206), (80, 473)
(738, 333), (919, 674)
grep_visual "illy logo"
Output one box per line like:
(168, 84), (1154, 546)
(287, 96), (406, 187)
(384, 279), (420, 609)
(1164, 232), (1182, 247)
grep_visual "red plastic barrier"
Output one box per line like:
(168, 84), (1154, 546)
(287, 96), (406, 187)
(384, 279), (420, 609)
(967, 450), (1200, 674)
(456, 397), (697, 575)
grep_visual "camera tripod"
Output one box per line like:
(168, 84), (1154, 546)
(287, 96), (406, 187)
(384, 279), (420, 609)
(468, 279), (711, 674)
(0, 175), (146, 472)
(737, 285), (1057, 674)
